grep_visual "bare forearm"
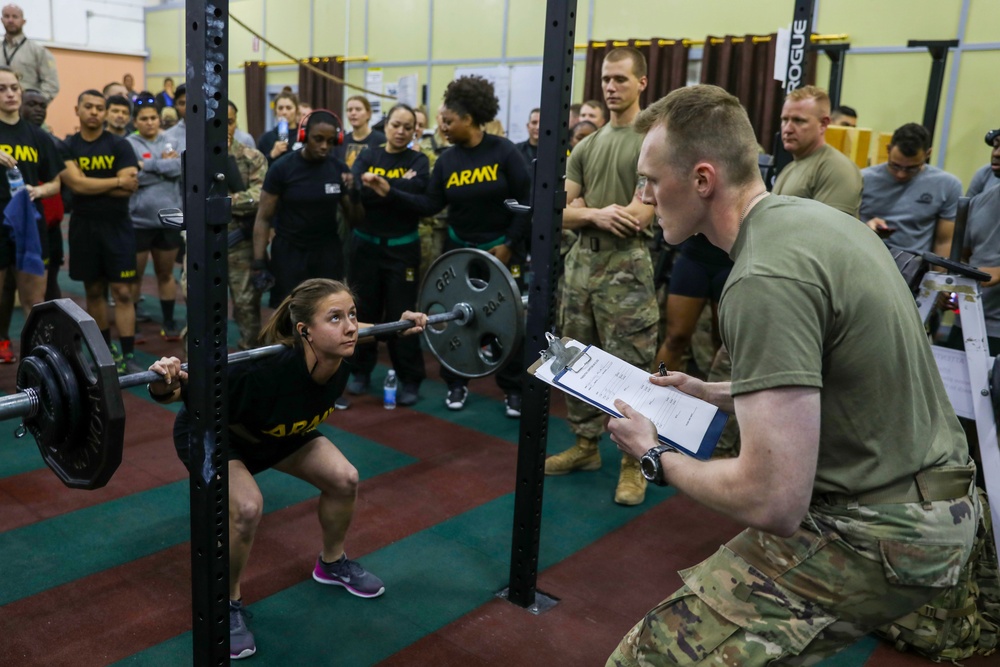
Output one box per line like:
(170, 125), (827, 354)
(561, 204), (592, 230)
(702, 381), (734, 414)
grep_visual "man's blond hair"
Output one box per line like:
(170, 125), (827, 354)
(785, 85), (831, 118)
(634, 85), (759, 187)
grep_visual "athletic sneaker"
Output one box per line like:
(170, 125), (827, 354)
(135, 305), (152, 323)
(445, 385), (468, 411)
(0, 338), (15, 364)
(118, 353), (145, 376)
(229, 599), (256, 660)
(334, 396), (351, 410)
(504, 393), (522, 419)
(346, 374), (370, 395)
(312, 554), (385, 598)
(397, 383), (420, 407)
(110, 342), (123, 366)
(161, 321), (182, 342)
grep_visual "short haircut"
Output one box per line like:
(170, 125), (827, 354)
(228, 100), (238, 113)
(160, 107), (178, 120)
(77, 89), (104, 105)
(582, 99), (605, 115)
(890, 122), (932, 156)
(569, 102), (582, 114)
(345, 94), (371, 114)
(833, 104), (857, 118)
(174, 83), (186, 99)
(443, 75), (499, 126)
(529, 107), (540, 118)
(106, 94), (132, 111)
(634, 85), (759, 187)
(164, 77), (174, 85)
(604, 46), (647, 80)
(784, 85), (830, 117)
(22, 88), (42, 96)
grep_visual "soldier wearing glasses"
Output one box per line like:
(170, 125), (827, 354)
(860, 122), (962, 256)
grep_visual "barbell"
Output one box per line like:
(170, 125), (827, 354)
(5, 249), (526, 490)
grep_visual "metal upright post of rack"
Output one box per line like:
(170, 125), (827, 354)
(813, 42), (850, 109)
(501, 0), (576, 613)
(907, 39), (960, 142)
(184, 0), (233, 663)
(770, 0), (816, 181)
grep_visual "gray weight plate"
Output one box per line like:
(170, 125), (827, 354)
(20, 299), (126, 490)
(417, 249), (525, 379)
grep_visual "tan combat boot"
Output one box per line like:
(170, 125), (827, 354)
(544, 436), (601, 475)
(614, 454), (647, 506)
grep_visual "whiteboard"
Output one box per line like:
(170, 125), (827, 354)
(454, 64), (542, 144)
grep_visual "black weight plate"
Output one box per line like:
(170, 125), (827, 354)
(16, 355), (65, 446)
(20, 299), (125, 490)
(417, 249), (524, 379)
(34, 344), (84, 441)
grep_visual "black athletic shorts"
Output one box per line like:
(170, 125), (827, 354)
(269, 235), (344, 307)
(173, 405), (322, 475)
(0, 215), (50, 270)
(135, 228), (183, 253)
(668, 253), (732, 302)
(48, 224), (63, 268)
(68, 216), (138, 283)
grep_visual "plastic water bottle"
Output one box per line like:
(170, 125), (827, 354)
(383, 370), (397, 410)
(164, 142), (174, 154)
(277, 118), (289, 143)
(7, 166), (24, 195)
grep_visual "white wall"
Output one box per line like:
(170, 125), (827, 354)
(20, 0), (152, 54)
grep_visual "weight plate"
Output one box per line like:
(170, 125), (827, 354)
(16, 355), (65, 446)
(417, 249), (525, 379)
(20, 299), (125, 490)
(34, 344), (84, 443)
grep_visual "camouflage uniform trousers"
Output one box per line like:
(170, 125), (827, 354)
(418, 212), (448, 284)
(608, 487), (980, 666)
(559, 234), (658, 438)
(227, 232), (261, 350)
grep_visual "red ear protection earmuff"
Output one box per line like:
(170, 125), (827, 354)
(298, 109), (345, 146)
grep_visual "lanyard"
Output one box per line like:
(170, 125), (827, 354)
(3, 37), (25, 66)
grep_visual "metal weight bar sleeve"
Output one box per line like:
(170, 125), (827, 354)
(0, 390), (37, 420)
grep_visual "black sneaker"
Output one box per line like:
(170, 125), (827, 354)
(229, 599), (256, 660)
(397, 383), (420, 406)
(504, 393), (522, 419)
(346, 374), (370, 395)
(445, 385), (468, 411)
(135, 305), (152, 323)
(161, 321), (182, 342)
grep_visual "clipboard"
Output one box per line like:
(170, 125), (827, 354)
(529, 334), (727, 460)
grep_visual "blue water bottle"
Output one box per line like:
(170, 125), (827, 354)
(383, 370), (397, 410)
(7, 166), (24, 195)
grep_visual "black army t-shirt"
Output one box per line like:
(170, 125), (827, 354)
(387, 133), (531, 247)
(174, 346), (351, 472)
(62, 130), (139, 221)
(0, 118), (63, 214)
(263, 150), (350, 246)
(336, 130), (386, 170)
(351, 144), (429, 237)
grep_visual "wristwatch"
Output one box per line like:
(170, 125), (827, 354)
(640, 445), (674, 486)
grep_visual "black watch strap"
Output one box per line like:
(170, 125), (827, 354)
(640, 445), (674, 486)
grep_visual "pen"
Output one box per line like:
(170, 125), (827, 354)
(658, 361), (667, 377)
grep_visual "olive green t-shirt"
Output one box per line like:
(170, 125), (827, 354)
(721, 195), (968, 496)
(566, 123), (643, 209)
(772, 143), (863, 218)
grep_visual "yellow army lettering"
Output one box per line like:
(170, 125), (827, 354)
(368, 166), (410, 179)
(445, 163), (499, 189)
(262, 407), (335, 437)
(119, 269), (136, 279)
(0, 144), (39, 163)
(77, 155), (116, 171)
